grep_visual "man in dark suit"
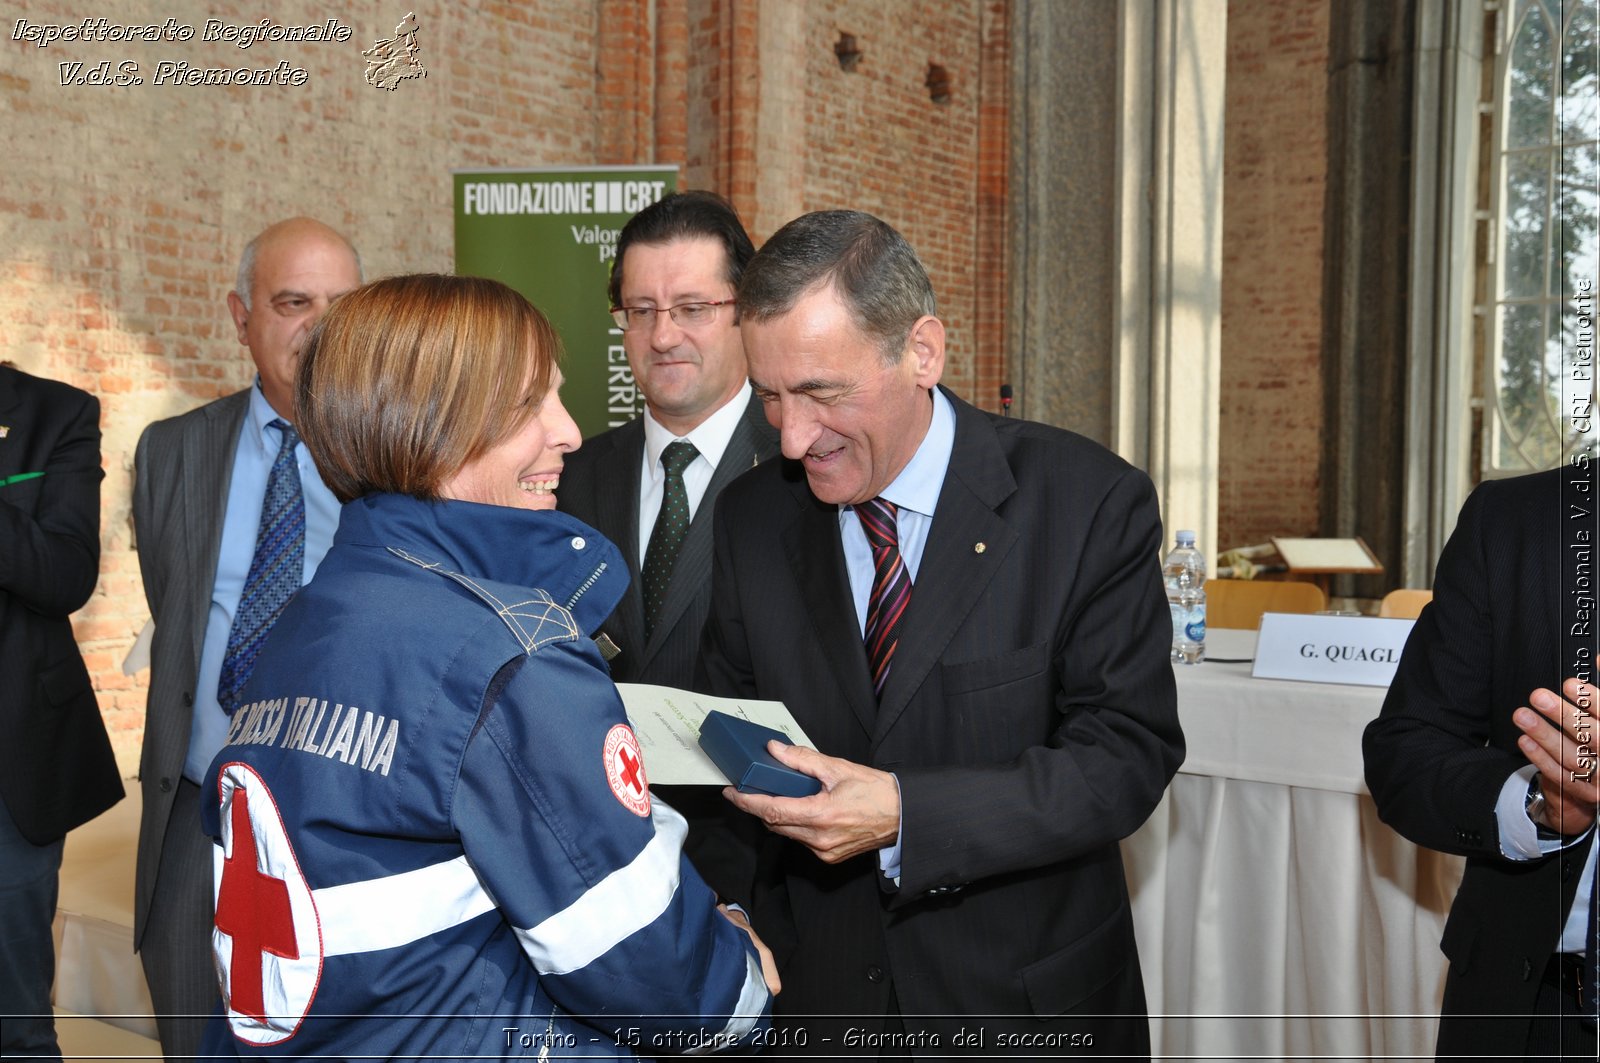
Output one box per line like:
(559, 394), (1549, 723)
(1364, 465), (1598, 1059)
(132, 217), (361, 1061)
(698, 210), (1184, 1056)
(559, 190), (777, 690)
(0, 363), (122, 1060)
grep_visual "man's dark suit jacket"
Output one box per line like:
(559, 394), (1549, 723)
(698, 388), (1184, 1054)
(0, 366), (121, 844)
(1365, 465), (1597, 1056)
(131, 389), (249, 948)
(557, 393), (779, 688)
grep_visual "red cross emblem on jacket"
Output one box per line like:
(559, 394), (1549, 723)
(603, 724), (651, 817)
(216, 788), (300, 1022)
(213, 762), (322, 1046)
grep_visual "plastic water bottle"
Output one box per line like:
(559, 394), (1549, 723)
(1163, 530), (1206, 664)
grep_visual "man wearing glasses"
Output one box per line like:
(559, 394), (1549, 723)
(559, 189), (778, 699)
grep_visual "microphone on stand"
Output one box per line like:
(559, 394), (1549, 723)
(1000, 383), (1013, 417)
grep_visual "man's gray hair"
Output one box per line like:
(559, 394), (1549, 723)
(233, 228), (364, 310)
(736, 210), (935, 363)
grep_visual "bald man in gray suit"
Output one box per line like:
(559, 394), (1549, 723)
(132, 217), (361, 1061)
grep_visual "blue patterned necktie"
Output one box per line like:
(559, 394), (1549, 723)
(217, 419), (305, 714)
(641, 440), (699, 642)
(859, 497), (912, 699)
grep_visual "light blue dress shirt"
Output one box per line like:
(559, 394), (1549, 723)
(838, 388), (955, 632)
(1495, 764), (1596, 954)
(835, 388), (955, 881)
(182, 382), (341, 782)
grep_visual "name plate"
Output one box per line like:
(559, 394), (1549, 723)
(1251, 613), (1415, 687)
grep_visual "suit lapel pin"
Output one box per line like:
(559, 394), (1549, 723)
(974, 542), (986, 554)
(0, 426), (9, 438)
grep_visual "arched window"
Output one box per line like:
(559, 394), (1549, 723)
(1482, 0), (1597, 475)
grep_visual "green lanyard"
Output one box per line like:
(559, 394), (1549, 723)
(0, 471), (44, 488)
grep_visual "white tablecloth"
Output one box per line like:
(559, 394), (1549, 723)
(1123, 649), (1464, 1061)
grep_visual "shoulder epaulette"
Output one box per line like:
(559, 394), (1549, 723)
(387, 547), (578, 653)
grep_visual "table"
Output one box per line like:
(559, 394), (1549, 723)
(1122, 644), (1464, 1061)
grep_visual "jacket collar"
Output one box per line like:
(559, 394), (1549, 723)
(336, 493), (629, 636)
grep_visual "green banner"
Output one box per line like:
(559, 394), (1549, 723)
(454, 166), (677, 437)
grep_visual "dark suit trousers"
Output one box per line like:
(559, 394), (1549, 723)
(1436, 953), (1598, 1061)
(139, 778), (219, 1063)
(0, 793), (63, 1061)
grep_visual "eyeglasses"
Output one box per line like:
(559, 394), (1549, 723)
(609, 299), (735, 332)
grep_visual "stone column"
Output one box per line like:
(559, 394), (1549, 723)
(1007, 0), (1120, 444)
(1009, 0), (1226, 558)
(1402, 0), (1484, 586)
(1321, 0), (1417, 597)
(1140, 0), (1227, 558)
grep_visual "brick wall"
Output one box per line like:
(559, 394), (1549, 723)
(1, 0), (606, 772)
(2, 0), (1005, 773)
(790, 0), (1001, 400)
(7, 0), (1352, 764)
(1218, 0), (1331, 552)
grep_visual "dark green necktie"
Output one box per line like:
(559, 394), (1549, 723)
(641, 440), (698, 641)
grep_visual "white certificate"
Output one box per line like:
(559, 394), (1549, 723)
(616, 683), (817, 786)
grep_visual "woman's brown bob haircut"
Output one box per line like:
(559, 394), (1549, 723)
(294, 273), (560, 503)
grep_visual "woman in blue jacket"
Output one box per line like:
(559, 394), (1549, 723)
(198, 274), (775, 1060)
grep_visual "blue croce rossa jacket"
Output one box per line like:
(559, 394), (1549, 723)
(198, 492), (769, 1060)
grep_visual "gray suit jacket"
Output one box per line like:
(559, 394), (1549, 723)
(131, 390), (248, 948)
(557, 393), (779, 689)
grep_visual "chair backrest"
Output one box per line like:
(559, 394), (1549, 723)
(1379, 588), (1433, 619)
(1206, 579), (1327, 630)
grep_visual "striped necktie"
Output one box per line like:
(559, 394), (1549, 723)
(217, 419), (306, 714)
(641, 440), (698, 642)
(858, 497), (912, 699)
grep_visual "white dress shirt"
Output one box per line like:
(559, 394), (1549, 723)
(636, 381), (754, 560)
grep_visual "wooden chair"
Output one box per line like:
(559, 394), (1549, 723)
(1206, 579), (1327, 630)
(1379, 588), (1433, 619)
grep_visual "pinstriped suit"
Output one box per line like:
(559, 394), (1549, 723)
(1364, 467), (1597, 1057)
(557, 393), (779, 689)
(131, 390), (249, 1058)
(699, 389), (1184, 1056)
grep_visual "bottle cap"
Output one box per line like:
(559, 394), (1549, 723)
(1175, 530), (1196, 546)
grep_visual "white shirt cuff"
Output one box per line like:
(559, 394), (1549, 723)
(1496, 764), (1590, 858)
(877, 773), (903, 887)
